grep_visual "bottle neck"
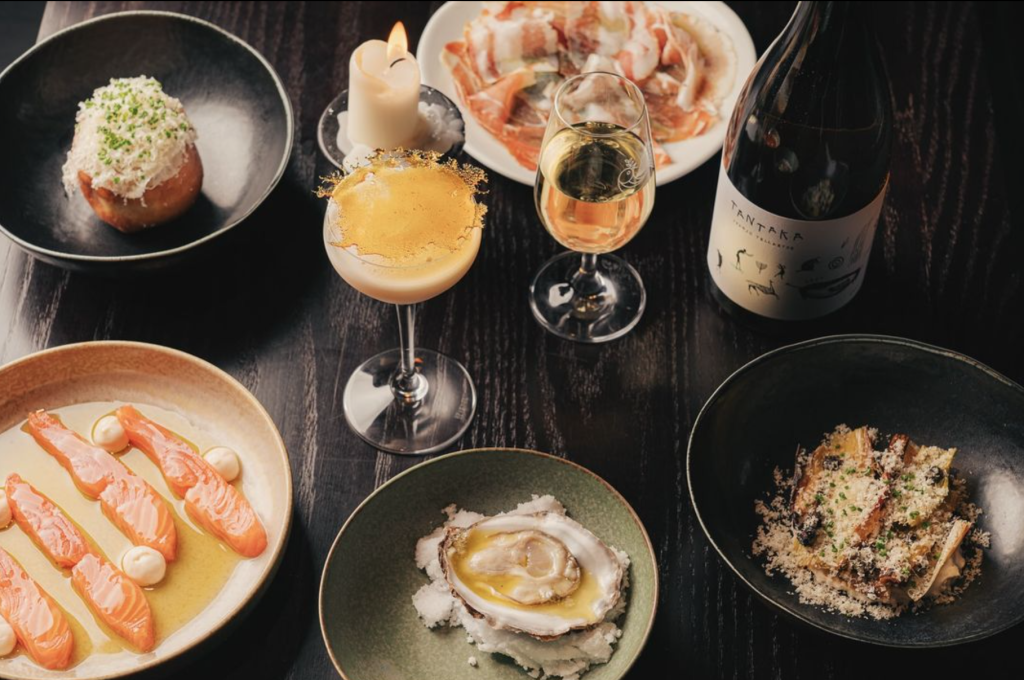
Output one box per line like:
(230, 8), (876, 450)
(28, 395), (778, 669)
(783, 1), (872, 71)
(799, 1), (851, 32)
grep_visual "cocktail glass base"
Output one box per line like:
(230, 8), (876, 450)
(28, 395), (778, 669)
(529, 251), (646, 343)
(342, 348), (476, 455)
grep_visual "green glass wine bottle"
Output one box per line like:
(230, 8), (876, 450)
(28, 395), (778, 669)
(707, 1), (893, 321)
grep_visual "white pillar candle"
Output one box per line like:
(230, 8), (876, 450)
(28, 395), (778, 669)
(347, 22), (421, 149)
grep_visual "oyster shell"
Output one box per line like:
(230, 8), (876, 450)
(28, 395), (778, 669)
(439, 511), (624, 639)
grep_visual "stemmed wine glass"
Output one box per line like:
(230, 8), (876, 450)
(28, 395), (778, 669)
(530, 71), (656, 343)
(321, 150), (486, 455)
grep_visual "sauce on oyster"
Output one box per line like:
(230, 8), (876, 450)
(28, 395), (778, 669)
(412, 495), (629, 679)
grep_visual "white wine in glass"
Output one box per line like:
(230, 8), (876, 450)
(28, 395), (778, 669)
(537, 121), (655, 254)
(320, 149), (486, 455)
(531, 72), (656, 343)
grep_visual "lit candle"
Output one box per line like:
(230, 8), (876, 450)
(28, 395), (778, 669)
(347, 22), (421, 149)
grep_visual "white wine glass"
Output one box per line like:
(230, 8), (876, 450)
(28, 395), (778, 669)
(530, 71), (656, 343)
(321, 150), (486, 455)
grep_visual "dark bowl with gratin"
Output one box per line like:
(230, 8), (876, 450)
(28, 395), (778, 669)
(687, 334), (1024, 647)
(0, 11), (292, 274)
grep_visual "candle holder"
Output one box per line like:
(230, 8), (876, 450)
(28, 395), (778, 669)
(318, 85), (465, 170)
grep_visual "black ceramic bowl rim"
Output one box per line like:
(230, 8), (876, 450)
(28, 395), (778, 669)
(0, 10), (294, 265)
(685, 333), (1024, 648)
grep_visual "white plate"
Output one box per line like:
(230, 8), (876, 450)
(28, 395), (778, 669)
(417, 1), (758, 186)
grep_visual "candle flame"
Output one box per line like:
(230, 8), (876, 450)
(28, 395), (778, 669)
(386, 22), (409, 63)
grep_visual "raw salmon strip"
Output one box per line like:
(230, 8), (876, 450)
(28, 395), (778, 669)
(184, 474), (267, 558)
(98, 475), (177, 562)
(5, 475), (156, 652)
(0, 548), (74, 670)
(25, 410), (177, 561)
(71, 553), (154, 652)
(6, 474), (91, 569)
(116, 405), (267, 558)
(24, 410), (121, 497)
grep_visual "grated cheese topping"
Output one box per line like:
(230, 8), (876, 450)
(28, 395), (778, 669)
(753, 425), (988, 620)
(62, 76), (197, 200)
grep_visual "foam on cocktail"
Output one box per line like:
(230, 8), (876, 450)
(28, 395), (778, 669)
(320, 150), (487, 305)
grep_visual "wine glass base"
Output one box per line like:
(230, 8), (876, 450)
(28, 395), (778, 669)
(342, 348), (476, 455)
(529, 251), (646, 343)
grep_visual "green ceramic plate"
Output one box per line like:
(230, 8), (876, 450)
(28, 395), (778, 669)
(319, 448), (658, 680)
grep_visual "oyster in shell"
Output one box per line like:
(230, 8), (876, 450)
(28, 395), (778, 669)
(439, 511), (624, 639)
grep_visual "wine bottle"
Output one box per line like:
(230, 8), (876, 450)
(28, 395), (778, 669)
(707, 1), (893, 321)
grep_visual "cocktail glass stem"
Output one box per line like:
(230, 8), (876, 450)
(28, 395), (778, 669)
(570, 253), (613, 321)
(391, 303), (428, 405)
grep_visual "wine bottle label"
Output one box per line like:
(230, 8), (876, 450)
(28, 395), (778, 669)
(707, 162), (886, 320)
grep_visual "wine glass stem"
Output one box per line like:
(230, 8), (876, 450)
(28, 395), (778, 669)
(391, 303), (428, 405)
(570, 253), (610, 318)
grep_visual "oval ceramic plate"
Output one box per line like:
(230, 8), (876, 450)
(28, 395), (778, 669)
(0, 11), (293, 273)
(320, 449), (657, 680)
(0, 341), (291, 678)
(417, 1), (757, 186)
(688, 334), (1024, 647)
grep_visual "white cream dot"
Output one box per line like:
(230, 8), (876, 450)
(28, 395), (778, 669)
(93, 415), (129, 452)
(204, 446), (241, 482)
(122, 546), (167, 586)
(0, 491), (10, 529)
(0, 617), (15, 656)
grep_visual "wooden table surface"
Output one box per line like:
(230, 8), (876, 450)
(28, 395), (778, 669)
(2, 1), (1022, 678)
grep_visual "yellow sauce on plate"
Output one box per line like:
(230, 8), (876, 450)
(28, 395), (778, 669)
(0, 402), (242, 666)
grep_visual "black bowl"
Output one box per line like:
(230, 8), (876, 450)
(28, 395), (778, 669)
(687, 334), (1024, 647)
(0, 11), (293, 273)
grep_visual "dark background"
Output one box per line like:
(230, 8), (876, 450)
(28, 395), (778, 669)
(1, 2), (1023, 679)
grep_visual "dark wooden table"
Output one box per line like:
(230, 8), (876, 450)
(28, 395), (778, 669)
(2, 1), (1022, 678)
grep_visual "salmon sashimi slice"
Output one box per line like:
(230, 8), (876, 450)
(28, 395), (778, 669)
(116, 405), (268, 558)
(113, 406), (206, 496)
(25, 410), (177, 562)
(5, 476), (156, 651)
(0, 548), (74, 670)
(6, 474), (91, 569)
(71, 553), (154, 652)
(184, 474), (267, 558)
(98, 475), (177, 562)
(25, 410), (122, 497)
